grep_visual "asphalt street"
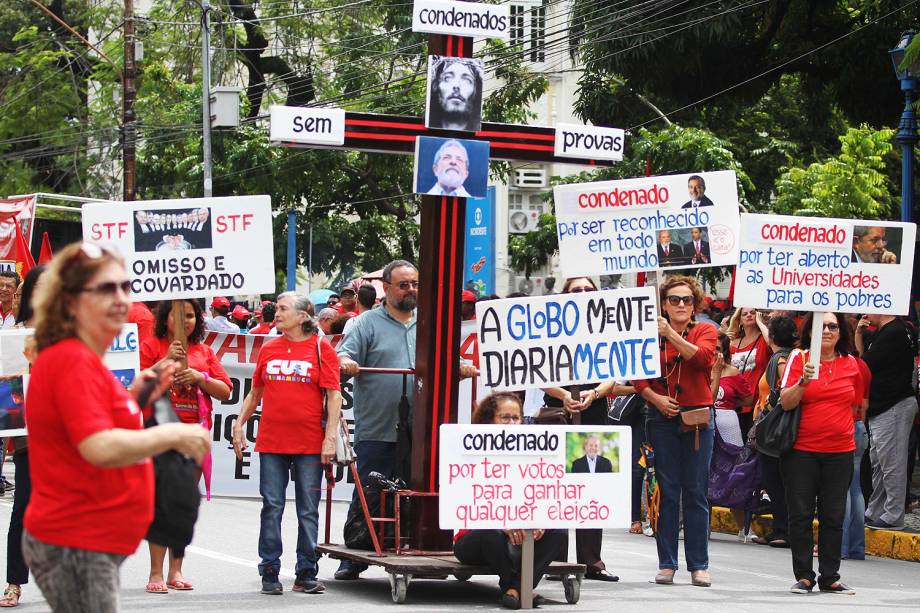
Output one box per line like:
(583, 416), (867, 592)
(0, 495), (917, 612)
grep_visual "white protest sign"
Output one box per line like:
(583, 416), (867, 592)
(554, 170), (740, 277)
(412, 0), (509, 40)
(82, 196), (274, 301)
(269, 105), (346, 146)
(105, 323), (140, 387)
(475, 287), (660, 392)
(734, 214), (917, 315)
(554, 123), (625, 162)
(439, 424), (631, 529)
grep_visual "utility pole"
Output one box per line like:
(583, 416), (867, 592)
(123, 0), (136, 201)
(201, 0), (213, 197)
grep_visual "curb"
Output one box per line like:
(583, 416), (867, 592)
(710, 507), (920, 562)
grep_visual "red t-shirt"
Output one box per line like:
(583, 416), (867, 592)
(633, 323), (717, 407)
(730, 335), (772, 414)
(781, 351), (860, 453)
(715, 373), (752, 411)
(854, 357), (871, 422)
(24, 339), (154, 555)
(128, 302), (155, 345)
(252, 336), (341, 454)
(331, 303), (358, 316)
(139, 337), (232, 424)
(248, 323), (273, 335)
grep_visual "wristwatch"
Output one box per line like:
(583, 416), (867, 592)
(797, 376), (807, 387)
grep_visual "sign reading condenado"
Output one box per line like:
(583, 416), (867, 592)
(82, 195), (275, 301)
(412, 0), (509, 39)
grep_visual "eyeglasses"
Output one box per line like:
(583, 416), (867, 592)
(567, 287), (594, 293)
(78, 281), (132, 296)
(666, 295), (694, 305)
(394, 281), (419, 290)
(822, 323), (840, 332)
(496, 413), (522, 423)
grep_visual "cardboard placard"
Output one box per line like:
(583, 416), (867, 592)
(474, 287), (660, 391)
(734, 214), (917, 315)
(439, 424), (631, 529)
(553, 170), (741, 277)
(82, 196), (274, 301)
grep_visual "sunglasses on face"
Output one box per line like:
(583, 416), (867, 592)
(78, 280), (132, 297)
(666, 295), (694, 305)
(822, 323), (840, 332)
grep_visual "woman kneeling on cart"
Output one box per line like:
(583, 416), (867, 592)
(453, 393), (567, 610)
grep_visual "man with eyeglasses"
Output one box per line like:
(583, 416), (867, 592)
(852, 226), (897, 264)
(0, 271), (20, 330)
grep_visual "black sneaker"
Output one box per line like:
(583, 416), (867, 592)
(789, 579), (814, 594)
(293, 573), (325, 594)
(865, 519), (904, 531)
(334, 560), (366, 581)
(820, 582), (855, 595)
(261, 570), (283, 595)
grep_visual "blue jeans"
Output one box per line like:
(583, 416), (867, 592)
(258, 453), (323, 578)
(647, 410), (714, 571)
(841, 421), (868, 559)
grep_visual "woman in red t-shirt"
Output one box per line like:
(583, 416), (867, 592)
(139, 300), (232, 593)
(23, 242), (210, 613)
(726, 307), (771, 439)
(779, 312), (861, 595)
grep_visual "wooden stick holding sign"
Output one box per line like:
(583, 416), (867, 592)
(170, 300), (189, 370)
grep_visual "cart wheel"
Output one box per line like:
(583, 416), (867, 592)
(453, 572), (472, 582)
(563, 575), (581, 604)
(389, 573), (408, 604)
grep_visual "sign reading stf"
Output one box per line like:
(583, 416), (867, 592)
(412, 0), (509, 40)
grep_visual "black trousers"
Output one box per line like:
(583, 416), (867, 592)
(454, 529), (567, 593)
(7, 451), (31, 585)
(575, 529), (605, 572)
(760, 454), (788, 540)
(780, 449), (852, 587)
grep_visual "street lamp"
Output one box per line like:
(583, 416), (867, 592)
(889, 31), (919, 222)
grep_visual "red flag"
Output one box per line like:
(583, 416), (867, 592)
(727, 266), (737, 307)
(14, 221), (34, 280)
(38, 232), (53, 264)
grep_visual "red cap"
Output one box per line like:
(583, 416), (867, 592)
(703, 296), (714, 306)
(261, 300), (272, 306)
(461, 290), (476, 302)
(713, 300), (727, 310)
(231, 305), (251, 320)
(212, 296), (230, 309)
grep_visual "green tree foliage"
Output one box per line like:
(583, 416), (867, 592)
(773, 126), (896, 219)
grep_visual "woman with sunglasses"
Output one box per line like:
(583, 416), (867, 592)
(725, 307), (772, 440)
(453, 393), (567, 609)
(140, 300), (232, 594)
(22, 242), (211, 613)
(632, 275), (717, 587)
(779, 312), (861, 595)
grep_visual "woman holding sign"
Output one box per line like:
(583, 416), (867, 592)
(454, 393), (567, 610)
(23, 242), (210, 613)
(139, 300), (232, 594)
(632, 275), (717, 587)
(779, 312), (860, 595)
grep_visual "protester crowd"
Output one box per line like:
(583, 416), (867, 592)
(1, 247), (919, 610)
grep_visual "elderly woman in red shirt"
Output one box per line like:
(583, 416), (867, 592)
(633, 275), (717, 588)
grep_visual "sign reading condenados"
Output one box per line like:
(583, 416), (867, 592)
(412, 0), (509, 39)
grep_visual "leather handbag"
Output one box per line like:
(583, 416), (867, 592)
(753, 348), (799, 458)
(316, 336), (357, 466)
(679, 406), (711, 450)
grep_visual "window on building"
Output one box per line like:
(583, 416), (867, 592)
(510, 1), (546, 64)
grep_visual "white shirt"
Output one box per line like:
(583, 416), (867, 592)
(426, 184), (471, 198)
(0, 311), (16, 330)
(586, 455), (597, 473)
(205, 315), (240, 333)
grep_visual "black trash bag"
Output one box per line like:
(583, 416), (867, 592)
(144, 396), (202, 559)
(343, 472), (408, 550)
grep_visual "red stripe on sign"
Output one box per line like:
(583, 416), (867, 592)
(346, 118), (424, 131)
(430, 198), (448, 490)
(445, 198), (460, 422)
(343, 132), (416, 142)
(475, 130), (555, 142)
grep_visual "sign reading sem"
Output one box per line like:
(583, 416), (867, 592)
(475, 286), (660, 391)
(439, 424), (631, 529)
(734, 213), (917, 315)
(82, 196), (274, 301)
(269, 105), (345, 146)
(554, 170), (740, 277)
(412, 0), (509, 40)
(554, 123), (625, 162)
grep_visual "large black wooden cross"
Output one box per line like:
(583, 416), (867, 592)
(276, 31), (612, 551)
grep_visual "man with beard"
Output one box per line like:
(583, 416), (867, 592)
(427, 56), (483, 132)
(852, 226), (898, 264)
(335, 260), (419, 580)
(426, 139), (472, 197)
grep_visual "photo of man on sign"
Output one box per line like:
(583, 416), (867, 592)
(134, 206), (213, 253)
(425, 56), (484, 132)
(852, 225), (901, 264)
(414, 136), (489, 199)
